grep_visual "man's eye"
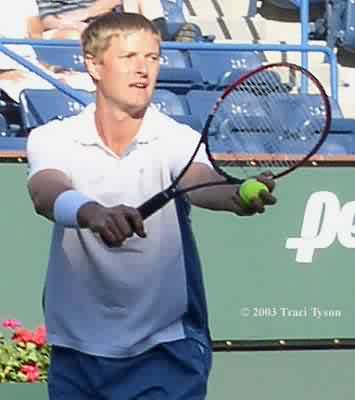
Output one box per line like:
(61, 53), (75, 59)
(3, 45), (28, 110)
(120, 54), (134, 59)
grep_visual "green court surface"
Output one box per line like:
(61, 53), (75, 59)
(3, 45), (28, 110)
(2, 350), (355, 400)
(1, 164), (355, 398)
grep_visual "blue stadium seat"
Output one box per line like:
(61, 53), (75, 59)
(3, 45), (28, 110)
(152, 89), (189, 116)
(211, 130), (354, 156)
(329, 118), (355, 133)
(186, 89), (355, 155)
(19, 88), (201, 132)
(0, 113), (8, 137)
(312, 0), (355, 51)
(161, 0), (185, 38)
(157, 68), (204, 94)
(158, 49), (204, 94)
(152, 89), (201, 131)
(19, 89), (94, 130)
(216, 67), (283, 93)
(186, 90), (220, 126)
(0, 137), (27, 152)
(37, 47), (193, 71)
(208, 132), (267, 154)
(266, 93), (344, 121)
(34, 45), (203, 94)
(34, 47), (193, 72)
(186, 90), (268, 127)
(325, 0), (355, 51)
(160, 49), (191, 68)
(265, 0), (324, 9)
(33, 45), (86, 72)
(318, 134), (354, 155)
(186, 89), (271, 154)
(266, 134), (351, 155)
(188, 50), (264, 88)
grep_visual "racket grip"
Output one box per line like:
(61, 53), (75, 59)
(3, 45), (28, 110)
(138, 191), (172, 220)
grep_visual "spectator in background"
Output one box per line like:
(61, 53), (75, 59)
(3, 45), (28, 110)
(0, 0), (42, 85)
(0, 1), (93, 119)
(37, 0), (204, 41)
(124, 0), (169, 40)
(125, 0), (206, 42)
(0, 0), (43, 131)
(0, 0), (42, 40)
(37, 0), (122, 38)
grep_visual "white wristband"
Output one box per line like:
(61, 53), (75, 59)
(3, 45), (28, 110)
(53, 190), (93, 228)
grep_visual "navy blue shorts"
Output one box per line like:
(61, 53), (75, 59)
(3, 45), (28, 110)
(48, 339), (212, 399)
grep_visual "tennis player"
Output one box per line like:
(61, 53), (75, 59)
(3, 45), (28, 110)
(27, 12), (276, 399)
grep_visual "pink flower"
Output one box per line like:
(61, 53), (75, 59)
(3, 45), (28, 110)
(21, 365), (40, 383)
(32, 326), (47, 347)
(2, 319), (22, 330)
(12, 328), (33, 344)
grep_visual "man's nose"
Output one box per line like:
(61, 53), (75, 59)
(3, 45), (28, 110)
(135, 55), (148, 74)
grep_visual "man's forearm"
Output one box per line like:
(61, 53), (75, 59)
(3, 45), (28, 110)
(188, 183), (239, 212)
(180, 163), (239, 212)
(28, 170), (73, 221)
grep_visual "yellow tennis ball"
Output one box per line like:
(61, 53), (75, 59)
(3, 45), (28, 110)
(239, 179), (269, 207)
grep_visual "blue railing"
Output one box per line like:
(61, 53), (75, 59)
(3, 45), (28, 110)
(0, 38), (338, 103)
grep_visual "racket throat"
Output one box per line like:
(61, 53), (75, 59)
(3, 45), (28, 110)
(138, 189), (175, 220)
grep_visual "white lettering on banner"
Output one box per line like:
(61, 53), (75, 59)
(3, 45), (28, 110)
(285, 191), (355, 263)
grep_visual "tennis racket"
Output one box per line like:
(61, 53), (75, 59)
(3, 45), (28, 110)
(138, 62), (331, 220)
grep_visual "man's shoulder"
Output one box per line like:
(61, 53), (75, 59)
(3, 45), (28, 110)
(148, 106), (199, 139)
(28, 110), (90, 145)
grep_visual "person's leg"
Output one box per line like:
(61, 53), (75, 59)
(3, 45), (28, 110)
(47, 346), (101, 400)
(174, 22), (203, 42)
(42, 28), (82, 40)
(49, 339), (212, 400)
(98, 338), (212, 400)
(158, 338), (212, 399)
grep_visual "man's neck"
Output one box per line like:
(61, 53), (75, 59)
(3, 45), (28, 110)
(95, 103), (145, 157)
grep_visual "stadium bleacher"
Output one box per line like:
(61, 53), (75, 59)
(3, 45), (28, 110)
(0, 0), (355, 155)
(18, 88), (94, 131)
(0, 112), (8, 137)
(187, 49), (265, 88)
(33, 45), (86, 73)
(262, 0), (324, 9)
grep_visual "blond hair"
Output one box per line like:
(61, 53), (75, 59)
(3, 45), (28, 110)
(81, 12), (161, 60)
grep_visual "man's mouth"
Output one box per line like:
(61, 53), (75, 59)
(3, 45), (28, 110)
(130, 82), (148, 89)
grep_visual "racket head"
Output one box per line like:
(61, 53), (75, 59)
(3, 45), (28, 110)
(202, 62), (332, 181)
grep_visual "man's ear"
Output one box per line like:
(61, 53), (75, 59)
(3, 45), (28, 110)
(85, 54), (102, 81)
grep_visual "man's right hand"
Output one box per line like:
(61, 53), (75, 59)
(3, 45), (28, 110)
(78, 202), (146, 247)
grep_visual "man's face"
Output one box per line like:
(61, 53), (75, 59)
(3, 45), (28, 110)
(89, 29), (161, 115)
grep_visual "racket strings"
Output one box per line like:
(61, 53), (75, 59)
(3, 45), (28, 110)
(210, 64), (329, 178)
(225, 94), (285, 172)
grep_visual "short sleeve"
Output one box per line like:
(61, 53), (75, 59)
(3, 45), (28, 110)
(165, 120), (213, 180)
(26, 122), (72, 181)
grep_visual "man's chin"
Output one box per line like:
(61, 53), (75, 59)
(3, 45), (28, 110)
(127, 103), (149, 119)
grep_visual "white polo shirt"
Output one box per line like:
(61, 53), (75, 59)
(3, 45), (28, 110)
(27, 104), (211, 357)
